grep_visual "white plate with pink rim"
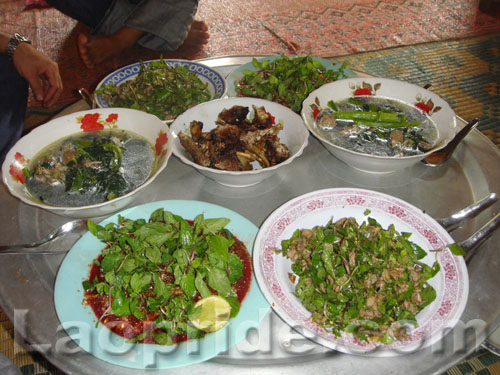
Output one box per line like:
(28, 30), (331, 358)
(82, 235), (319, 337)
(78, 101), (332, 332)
(252, 187), (469, 356)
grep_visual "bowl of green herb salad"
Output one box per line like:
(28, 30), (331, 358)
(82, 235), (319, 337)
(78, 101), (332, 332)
(2, 108), (174, 218)
(226, 55), (355, 113)
(301, 77), (458, 173)
(253, 188), (468, 356)
(95, 59), (227, 122)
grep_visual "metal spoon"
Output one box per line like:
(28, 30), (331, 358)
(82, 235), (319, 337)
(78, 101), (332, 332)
(460, 212), (500, 263)
(422, 118), (479, 166)
(436, 193), (498, 232)
(78, 87), (95, 108)
(0, 219), (87, 253)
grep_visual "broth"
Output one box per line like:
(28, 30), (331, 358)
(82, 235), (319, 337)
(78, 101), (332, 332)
(26, 130), (155, 207)
(315, 97), (438, 157)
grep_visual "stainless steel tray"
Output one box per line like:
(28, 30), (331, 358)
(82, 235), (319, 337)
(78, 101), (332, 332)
(0, 56), (499, 375)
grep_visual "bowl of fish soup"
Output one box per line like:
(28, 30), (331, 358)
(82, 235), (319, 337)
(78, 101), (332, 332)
(2, 108), (174, 218)
(301, 77), (458, 173)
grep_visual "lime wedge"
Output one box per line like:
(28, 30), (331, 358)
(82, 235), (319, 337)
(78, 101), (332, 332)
(190, 295), (232, 332)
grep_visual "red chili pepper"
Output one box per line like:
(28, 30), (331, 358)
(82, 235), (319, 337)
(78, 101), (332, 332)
(106, 113), (118, 123)
(268, 112), (276, 124)
(415, 102), (431, 113)
(155, 132), (168, 156)
(353, 88), (372, 96)
(81, 113), (104, 132)
(312, 106), (320, 119)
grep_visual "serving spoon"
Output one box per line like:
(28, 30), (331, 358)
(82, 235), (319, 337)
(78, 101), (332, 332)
(0, 219), (87, 253)
(78, 87), (95, 108)
(461, 212), (500, 263)
(422, 118), (479, 166)
(436, 193), (498, 232)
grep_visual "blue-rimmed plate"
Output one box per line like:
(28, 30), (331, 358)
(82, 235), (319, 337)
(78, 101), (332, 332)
(483, 326), (500, 357)
(226, 55), (356, 101)
(54, 200), (270, 370)
(95, 59), (227, 122)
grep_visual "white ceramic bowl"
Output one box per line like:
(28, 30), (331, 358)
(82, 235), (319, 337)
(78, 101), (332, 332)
(301, 77), (458, 173)
(2, 108), (174, 218)
(95, 59), (227, 123)
(170, 97), (310, 187)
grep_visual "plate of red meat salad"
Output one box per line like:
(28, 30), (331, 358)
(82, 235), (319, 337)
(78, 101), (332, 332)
(54, 200), (270, 369)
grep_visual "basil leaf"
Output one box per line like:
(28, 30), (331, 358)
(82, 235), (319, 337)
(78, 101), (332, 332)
(153, 273), (171, 301)
(152, 331), (173, 345)
(146, 246), (162, 264)
(448, 243), (466, 256)
(202, 218), (230, 234)
(100, 253), (124, 272)
(180, 269), (196, 298)
(195, 271), (212, 298)
(130, 272), (151, 294)
(208, 234), (232, 265)
(206, 266), (235, 298)
(135, 222), (172, 246)
(127, 331), (147, 344)
(82, 280), (94, 291)
(111, 288), (131, 316)
(227, 253), (243, 283)
(130, 298), (146, 319)
(225, 296), (241, 318)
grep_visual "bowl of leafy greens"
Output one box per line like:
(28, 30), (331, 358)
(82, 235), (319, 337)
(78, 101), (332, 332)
(226, 54), (355, 113)
(2, 108), (174, 218)
(95, 59), (227, 122)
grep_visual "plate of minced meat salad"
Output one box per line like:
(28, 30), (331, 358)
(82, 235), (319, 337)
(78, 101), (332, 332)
(253, 187), (468, 356)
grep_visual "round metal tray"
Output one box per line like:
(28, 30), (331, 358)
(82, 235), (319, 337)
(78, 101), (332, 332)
(0, 56), (499, 375)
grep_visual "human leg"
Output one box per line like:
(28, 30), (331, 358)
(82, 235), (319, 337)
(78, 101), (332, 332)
(77, 26), (144, 69)
(45, 0), (115, 28)
(181, 20), (209, 49)
(0, 55), (29, 165)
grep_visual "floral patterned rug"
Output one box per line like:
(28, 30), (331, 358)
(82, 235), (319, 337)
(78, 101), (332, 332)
(1, 0), (499, 109)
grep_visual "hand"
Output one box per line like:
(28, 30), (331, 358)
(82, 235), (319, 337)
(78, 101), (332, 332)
(12, 43), (63, 107)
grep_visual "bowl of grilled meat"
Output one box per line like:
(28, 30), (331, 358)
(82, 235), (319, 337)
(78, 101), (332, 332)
(170, 97), (309, 187)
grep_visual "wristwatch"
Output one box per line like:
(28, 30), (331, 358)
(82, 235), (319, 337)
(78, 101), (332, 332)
(3, 33), (31, 60)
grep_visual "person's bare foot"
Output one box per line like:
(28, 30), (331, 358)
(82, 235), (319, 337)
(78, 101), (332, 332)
(182, 20), (210, 50)
(77, 27), (143, 68)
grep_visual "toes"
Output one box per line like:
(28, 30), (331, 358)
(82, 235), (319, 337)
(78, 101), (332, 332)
(192, 20), (208, 31)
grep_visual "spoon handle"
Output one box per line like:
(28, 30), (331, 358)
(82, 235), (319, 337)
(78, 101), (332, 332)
(0, 219), (87, 253)
(446, 118), (480, 152)
(460, 212), (500, 263)
(437, 193), (498, 232)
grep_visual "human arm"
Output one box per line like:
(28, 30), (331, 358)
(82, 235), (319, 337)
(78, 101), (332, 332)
(0, 32), (63, 107)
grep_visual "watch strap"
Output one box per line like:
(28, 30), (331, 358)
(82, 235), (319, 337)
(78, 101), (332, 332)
(4, 33), (32, 61)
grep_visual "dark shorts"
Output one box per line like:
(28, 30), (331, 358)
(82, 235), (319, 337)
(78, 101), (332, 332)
(0, 55), (28, 165)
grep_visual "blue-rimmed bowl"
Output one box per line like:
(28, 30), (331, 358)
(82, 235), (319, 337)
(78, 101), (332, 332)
(95, 59), (227, 122)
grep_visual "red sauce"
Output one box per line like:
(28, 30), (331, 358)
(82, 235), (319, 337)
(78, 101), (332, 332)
(83, 234), (252, 345)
